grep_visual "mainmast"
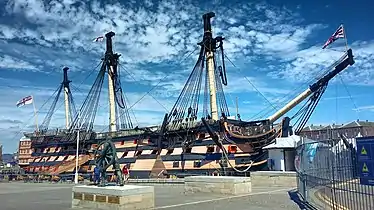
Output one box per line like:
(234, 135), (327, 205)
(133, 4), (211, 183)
(165, 12), (229, 129)
(203, 12), (218, 121)
(105, 31), (120, 132)
(62, 67), (71, 129)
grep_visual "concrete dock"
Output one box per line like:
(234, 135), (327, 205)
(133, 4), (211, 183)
(0, 182), (303, 210)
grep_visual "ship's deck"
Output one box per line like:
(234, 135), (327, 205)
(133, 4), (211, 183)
(0, 182), (301, 210)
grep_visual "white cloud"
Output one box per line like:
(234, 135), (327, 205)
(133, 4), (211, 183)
(322, 94), (367, 101)
(0, 55), (39, 71)
(269, 40), (374, 85)
(0, 0), (321, 72)
(1, 0), (372, 87)
(353, 105), (374, 112)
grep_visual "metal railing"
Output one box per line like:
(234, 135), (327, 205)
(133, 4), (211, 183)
(296, 138), (374, 209)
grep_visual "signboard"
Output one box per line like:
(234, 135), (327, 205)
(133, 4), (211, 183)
(356, 137), (374, 186)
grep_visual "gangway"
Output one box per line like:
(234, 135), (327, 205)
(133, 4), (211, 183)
(49, 154), (92, 175)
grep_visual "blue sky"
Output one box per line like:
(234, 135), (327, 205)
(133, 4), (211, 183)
(0, 0), (374, 153)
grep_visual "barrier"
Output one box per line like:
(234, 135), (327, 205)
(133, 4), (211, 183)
(296, 138), (374, 209)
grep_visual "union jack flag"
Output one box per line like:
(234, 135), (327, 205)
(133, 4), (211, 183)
(322, 25), (345, 49)
(16, 95), (33, 107)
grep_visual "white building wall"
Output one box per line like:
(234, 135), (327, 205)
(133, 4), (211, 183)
(268, 149), (285, 171)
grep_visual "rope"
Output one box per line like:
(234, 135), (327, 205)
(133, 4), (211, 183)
(98, 47), (199, 133)
(338, 74), (360, 119)
(221, 144), (254, 173)
(119, 65), (170, 112)
(223, 53), (278, 111)
(6, 61), (103, 143)
(249, 50), (349, 121)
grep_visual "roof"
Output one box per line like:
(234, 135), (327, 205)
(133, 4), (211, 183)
(19, 136), (31, 142)
(300, 120), (374, 132)
(263, 135), (301, 149)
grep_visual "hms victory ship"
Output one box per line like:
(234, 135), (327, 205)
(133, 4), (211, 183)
(22, 12), (355, 179)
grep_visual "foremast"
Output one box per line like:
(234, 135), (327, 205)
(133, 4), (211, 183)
(66, 31), (134, 139)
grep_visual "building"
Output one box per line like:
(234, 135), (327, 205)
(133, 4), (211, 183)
(0, 144), (2, 163)
(18, 136), (33, 171)
(263, 135), (300, 172)
(299, 120), (374, 141)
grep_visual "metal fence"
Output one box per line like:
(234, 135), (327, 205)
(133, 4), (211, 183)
(296, 138), (374, 210)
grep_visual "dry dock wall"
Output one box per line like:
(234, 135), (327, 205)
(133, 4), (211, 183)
(250, 171), (297, 188)
(184, 176), (252, 195)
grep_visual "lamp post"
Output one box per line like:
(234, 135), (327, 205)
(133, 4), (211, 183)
(74, 112), (81, 184)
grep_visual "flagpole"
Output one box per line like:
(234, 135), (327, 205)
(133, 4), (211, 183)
(342, 24), (349, 51)
(74, 111), (81, 184)
(32, 95), (39, 132)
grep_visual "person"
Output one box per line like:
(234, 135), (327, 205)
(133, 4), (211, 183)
(93, 165), (100, 185)
(122, 165), (129, 183)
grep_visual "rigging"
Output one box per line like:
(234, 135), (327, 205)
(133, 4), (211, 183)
(167, 12), (229, 130)
(67, 31), (134, 141)
(39, 67), (77, 132)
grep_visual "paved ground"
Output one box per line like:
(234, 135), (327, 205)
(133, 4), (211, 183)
(0, 182), (305, 210)
(312, 180), (374, 210)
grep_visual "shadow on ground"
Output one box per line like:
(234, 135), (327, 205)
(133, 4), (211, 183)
(288, 189), (318, 210)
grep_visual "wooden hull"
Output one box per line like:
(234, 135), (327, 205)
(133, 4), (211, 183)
(24, 124), (271, 178)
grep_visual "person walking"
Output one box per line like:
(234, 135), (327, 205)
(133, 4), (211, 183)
(93, 165), (100, 185)
(122, 165), (129, 183)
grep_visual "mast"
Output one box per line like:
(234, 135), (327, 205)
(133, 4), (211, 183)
(105, 31), (120, 132)
(66, 31), (132, 135)
(36, 66), (77, 133)
(166, 12), (229, 129)
(203, 12), (218, 120)
(62, 67), (71, 129)
(236, 96), (239, 120)
(32, 95), (39, 132)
